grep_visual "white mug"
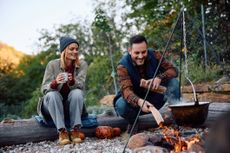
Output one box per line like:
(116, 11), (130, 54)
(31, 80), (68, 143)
(61, 72), (68, 82)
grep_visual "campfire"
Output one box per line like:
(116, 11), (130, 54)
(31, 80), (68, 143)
(159, 123), (202, 152)
(127, 123), (207, 153)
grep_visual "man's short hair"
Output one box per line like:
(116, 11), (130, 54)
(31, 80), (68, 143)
(129, 35), (148, 47)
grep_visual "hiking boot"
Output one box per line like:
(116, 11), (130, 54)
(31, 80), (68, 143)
(70, 129), (85, 144)
(58, 129), (71, 145)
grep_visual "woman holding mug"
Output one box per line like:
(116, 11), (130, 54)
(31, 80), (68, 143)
(37, 36), (88, 145)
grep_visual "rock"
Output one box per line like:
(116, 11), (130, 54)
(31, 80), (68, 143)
(134, 145), (169, 153)
(96, 126), (114, 139)
(1, 118), (15, 124)
(97, 109), (116, 117)
(1, 137), (128, 153)
(215, 75), (230, 85)
(188, 143), (205, 153)
(182, 83), (209, 93)
(183, 92), (230, 102)
(148, 135), (163, 144)
(127, 133), (150, 149)
(209, 83), (230, 92)
(113, 127), (121, 137)
(99, 95), (115, 106)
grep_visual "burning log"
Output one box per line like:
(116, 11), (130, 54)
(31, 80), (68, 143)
(127, 125), (206, 153)
(160, 125), (202, 152)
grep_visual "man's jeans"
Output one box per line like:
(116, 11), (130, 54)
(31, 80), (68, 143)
(114, 78), (180, 124)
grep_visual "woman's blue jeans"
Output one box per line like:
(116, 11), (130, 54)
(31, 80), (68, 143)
(114, 78), (180, 124)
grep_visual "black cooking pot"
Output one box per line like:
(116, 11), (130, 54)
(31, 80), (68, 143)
(169, 101), (210, 126)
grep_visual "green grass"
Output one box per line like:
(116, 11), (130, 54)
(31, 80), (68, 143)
(180, 64), (221, 85)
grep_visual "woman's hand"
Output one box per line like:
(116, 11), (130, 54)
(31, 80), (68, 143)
(67, 73), (74, 83)
(56, 72), (73, 84)
(56, 73), (66, 84)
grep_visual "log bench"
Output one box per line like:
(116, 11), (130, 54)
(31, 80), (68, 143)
(1, 102), (230, 147)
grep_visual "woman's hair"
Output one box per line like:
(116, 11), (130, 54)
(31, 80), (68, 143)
(60, 46), (80, 69)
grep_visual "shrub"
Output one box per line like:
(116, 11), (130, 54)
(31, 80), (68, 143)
(22, 88), (42, 118)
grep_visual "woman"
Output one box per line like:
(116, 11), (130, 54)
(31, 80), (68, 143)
(37, 36), (88, 145)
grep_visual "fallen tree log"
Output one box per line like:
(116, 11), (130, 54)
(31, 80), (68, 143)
(0, 102), (230, 146)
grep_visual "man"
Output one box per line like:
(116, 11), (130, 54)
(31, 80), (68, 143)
(37, 36), (88, 145)
(113, 35), (179, 133)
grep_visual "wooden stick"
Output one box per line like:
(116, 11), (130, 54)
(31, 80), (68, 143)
(149, 106), (164, 125)
(140, 79), (167, 94)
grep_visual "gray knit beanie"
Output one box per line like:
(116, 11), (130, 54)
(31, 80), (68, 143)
(59, 36), (79, 52)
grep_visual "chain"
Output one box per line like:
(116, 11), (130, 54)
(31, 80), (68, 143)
(182, 8), (189, 76)
(182, 8), (197, 102)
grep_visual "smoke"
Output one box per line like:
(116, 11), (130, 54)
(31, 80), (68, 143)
(163, 82), (181, 105)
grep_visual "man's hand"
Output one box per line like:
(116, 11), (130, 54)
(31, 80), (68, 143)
(151, 77), (161, 90)
(137, 99), (153, 113)
(143, 78), (162, 90)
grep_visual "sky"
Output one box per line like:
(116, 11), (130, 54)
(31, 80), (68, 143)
(0, 0), (94, 55)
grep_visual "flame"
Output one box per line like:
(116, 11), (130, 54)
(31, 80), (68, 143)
(160, 125), (201, 152)
(185, 134), (200, 150)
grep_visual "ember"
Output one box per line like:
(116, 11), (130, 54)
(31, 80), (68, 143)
(159, 124), (202, 152)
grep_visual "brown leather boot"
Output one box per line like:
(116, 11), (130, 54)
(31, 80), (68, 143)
(70, 129), (85, 144)
(58, 129), (71, 145)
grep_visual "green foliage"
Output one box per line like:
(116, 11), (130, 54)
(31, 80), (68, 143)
(91, 6), (124, 57)
(85, 56), (115, 106)
(38, 22), (92, 60)
(123, 0), (229, 65)
(179, 59), (221, 85)
(93, 8), (112, 32)
(16, 50), (57, 101)
(17, 51), (57, 117)
(22, 88), (42, 118)
(0, 73), (28, 105)
(0, 103), (23, 121)
(0, 49), (57, 118)
(90, 5), (124, 95)
(188, 65), (220, 84)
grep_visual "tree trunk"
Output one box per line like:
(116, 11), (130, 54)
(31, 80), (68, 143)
(0, 102), (230, 146)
